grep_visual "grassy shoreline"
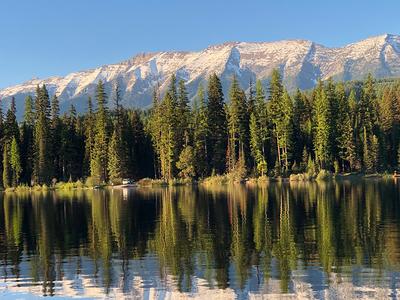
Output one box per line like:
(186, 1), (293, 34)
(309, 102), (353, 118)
(1, 171), (397, 193)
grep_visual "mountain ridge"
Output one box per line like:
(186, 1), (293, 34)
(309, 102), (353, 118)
(1, 33), (400, 117)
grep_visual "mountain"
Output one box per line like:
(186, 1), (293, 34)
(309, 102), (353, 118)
(2, 33), (400, 117)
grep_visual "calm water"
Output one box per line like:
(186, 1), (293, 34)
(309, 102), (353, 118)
(1, 181), (400, 299)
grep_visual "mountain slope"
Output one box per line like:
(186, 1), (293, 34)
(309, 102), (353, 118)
(2, 34), (400, 117)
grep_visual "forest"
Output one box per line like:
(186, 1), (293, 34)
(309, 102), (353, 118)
(1, 70), (400, 187)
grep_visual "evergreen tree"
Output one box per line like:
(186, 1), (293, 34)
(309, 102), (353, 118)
(192, 85), (209, 177)
(148, 86), (162, 178)
(168, 74), (178, 102)
(129, 109), (151, 179)
(157, 92), (178, 180)
(111, 82), (129, 177)
(2, 143), (10, 188)
(60, 104), (82, 180)
(4, 97), (19, 143)
(314, 81), (332, 170)
(336, 83), (357, 171)
(84, 96), (95, 176)
(280, 91), (294, 171)
(10, 136), (21, 186)
(359, 75), (378, 169)
(51, 94), (62, 179)
(268, 70), (293, 171)
(23, 95), (35, 126)
(33, 85), (52, 184)
(348, 89), (362, 170)
(249, 112), (267, 176)
(91, 80), (109, 182)
(177, 80), (191, 151)
(254, 80), (269, 160)
(176, 145), (195, 179)
(326, 79), (339, 162)
(107, 129), (125, 182)
(292, 89), (306, 163)
(227, 76), (249, 173)
(20, 96), (35, 184)
(247, 78), (255, 116)
(207, 73), (227, 174)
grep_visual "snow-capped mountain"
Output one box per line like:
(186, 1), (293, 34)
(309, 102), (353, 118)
(2, 33), (400, 117)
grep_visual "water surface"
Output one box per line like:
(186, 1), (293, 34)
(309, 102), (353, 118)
(1, 180), (400, 299)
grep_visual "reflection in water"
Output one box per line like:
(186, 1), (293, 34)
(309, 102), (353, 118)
(1, 181), (400, 299)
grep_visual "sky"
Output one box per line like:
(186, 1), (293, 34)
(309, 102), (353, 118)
(0, 0), (399, 88)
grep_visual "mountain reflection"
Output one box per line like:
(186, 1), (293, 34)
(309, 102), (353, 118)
(1, 181), (400, 298)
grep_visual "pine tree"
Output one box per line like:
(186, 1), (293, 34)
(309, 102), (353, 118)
(60, 104), (82, 180)
(2, 143), (10, 188)
(362, 127), (378, 173)
(33, 85), (53, 184)
(10, 136), (21, 186)
(227, 76), (249, 173)
(168, 74), (178, 102)
(23, 95), (35, 126)
(326, 79), (339, 162)
(348, 89), (362, 170)
(159, 91), (178, 180)
(20, 96), (35, 184)
(51, 94), (62, 179)
(336, 83), (356, 171)
(359, 74), (377, 170)
(177, 80), (191, 148)
(4, 97), (19, 143)
(207, 73), (227, 174)
(107, 129), (125, 182)
(359, 74), (377, 134)
(128, 109), (150, 179)
(280, 91), (294, 171)
(148, 86), (162, 178)
(84, 96), (95, 176)
(314, 81), (332, 170)
(111, 82), (129, 177)
(176, 145), (195, 179)
(268, 70), (293, 171)
(292, 89), (306, 163)
(247, 78), (255, 116)
(91, 80), (109, 182)
(255, 80), (269, 159)
(250, 112), (267, 176)
(192, 85), (209, 177)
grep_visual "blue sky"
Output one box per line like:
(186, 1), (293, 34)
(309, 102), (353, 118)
(0, 0), (399, 88)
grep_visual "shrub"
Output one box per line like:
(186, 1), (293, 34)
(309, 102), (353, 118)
(202, 175), (229, 186)
(4, 187), (15, 193)
(316, 169), (333, 181)
(75, 180), (84, 189)
(137, 178), (167, 187)
(33, 185), (42, 191)
(85, 176), (101, 187)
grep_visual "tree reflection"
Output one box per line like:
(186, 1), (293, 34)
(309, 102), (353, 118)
(0, 181), (400, 296)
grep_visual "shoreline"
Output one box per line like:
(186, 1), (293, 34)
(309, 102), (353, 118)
(2, 172), (399, 193)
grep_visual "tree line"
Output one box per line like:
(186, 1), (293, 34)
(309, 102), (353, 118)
(148, 71), (400, 181)
(1, 70), (400, 187)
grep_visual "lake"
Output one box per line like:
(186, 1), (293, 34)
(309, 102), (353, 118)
(0, 180), (400, 299)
